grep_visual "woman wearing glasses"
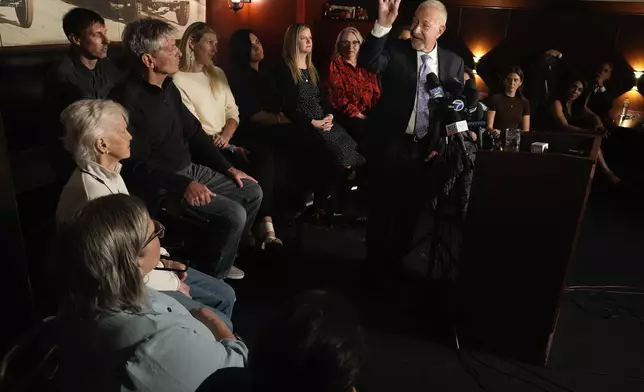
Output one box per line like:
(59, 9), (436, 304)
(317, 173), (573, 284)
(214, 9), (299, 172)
(55, 194), (247, 392)
(327, 26), (380, 150)
(55, 99), (235, 330)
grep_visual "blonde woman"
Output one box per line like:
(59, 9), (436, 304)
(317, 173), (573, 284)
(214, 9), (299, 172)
(276, 23), (364, 215)
(175, 22), (282, 249)
(327, 26), (380, 148)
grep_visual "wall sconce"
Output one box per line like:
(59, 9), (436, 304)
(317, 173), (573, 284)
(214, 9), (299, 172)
(229, 0), (251, 12)
(633, 71), (643, 91)
(472, 56), (481, 75)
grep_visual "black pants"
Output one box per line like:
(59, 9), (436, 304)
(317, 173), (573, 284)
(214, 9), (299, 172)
(366, 134), (441, 278)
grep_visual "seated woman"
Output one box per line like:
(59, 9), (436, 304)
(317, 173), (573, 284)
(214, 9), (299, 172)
(327, 26), (380, 151)
(56, 99), (236, 329)
(174, 22), (281, 249)
(276, 23), (364, 212)
(551, 78), (620, 184)
(487, 66), (530, 137)
(54, 194), (248, 392)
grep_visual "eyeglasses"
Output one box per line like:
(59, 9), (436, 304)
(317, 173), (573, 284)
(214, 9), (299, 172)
(142, 220), (165, 250)
(341, 40), (360, 47)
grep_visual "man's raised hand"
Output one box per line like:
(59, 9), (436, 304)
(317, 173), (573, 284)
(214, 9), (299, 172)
(378, 0), (402, 28)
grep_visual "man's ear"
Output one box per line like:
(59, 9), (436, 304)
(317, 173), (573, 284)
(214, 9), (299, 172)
(69, 33), (81, 46)
(141, 53), (155, 69)
(436, 25), (446, 40)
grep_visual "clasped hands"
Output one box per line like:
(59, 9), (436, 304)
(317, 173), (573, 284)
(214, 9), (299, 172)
(183, 168), (257, 207)
(312, 114), (334, 131)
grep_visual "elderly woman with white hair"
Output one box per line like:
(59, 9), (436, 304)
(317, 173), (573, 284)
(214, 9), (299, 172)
(54, 194), (248, 392)
(327, 26), (380, 149)
(56, 99), (236, 330)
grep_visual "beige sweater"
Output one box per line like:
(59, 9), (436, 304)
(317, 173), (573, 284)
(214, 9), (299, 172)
(56, 160), (181, 292)
(173, 68), (240, 136)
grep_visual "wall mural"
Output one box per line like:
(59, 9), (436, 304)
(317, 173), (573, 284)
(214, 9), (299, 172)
(0, 0), (206, 47)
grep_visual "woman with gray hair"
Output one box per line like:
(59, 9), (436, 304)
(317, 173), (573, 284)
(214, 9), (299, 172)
(56, 99), (236, 330)
(54, 194), (248, 392)
(327, 26), (380, 149)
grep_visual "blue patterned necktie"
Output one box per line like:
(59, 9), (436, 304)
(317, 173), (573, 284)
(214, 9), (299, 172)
(414, 54), (431, 140)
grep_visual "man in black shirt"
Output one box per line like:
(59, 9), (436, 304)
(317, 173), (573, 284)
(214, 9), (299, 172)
(43, 7), (124, 185)
(112, 18), (262, 280)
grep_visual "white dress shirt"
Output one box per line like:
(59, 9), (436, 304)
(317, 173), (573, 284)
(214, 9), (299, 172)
(371, 21), (439, 135)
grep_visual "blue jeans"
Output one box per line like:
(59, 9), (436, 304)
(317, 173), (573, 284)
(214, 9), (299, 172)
(178, 163), (263, 278)
(162, 267), (236, 331)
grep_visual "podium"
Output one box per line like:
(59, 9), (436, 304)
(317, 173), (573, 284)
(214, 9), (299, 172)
(457, 135), (598, 365)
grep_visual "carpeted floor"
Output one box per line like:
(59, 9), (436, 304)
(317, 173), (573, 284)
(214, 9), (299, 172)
(227, 185), (644, 392)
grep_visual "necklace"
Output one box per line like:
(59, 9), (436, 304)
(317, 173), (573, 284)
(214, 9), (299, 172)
(79, 168), (115, 195)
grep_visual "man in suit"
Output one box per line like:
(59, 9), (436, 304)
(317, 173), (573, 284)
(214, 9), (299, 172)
(358, 0), (464, 283)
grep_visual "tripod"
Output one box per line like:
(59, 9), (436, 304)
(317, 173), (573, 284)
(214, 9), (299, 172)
(422, 133), (475, 347)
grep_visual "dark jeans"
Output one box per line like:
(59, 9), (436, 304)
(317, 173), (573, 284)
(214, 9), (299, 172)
(179, 163), (263, 278)
(162, 267), (236, 331)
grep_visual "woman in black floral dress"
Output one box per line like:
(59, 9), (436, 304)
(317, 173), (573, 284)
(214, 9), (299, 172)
(277, 23), (364, 169)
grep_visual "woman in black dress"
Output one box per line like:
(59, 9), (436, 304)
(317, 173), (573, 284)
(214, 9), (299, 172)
(276, 23), (364, 213)
(551, 78), (620, 184)
(277, 23), (364, 169)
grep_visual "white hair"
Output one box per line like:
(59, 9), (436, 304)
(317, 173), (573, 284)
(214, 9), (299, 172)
(60, 99), (129, 164)
(418, 0), (448, 26)
(334, 26), (364, 56)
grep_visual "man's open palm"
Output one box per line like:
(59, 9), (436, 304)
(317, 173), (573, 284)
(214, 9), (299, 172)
(378, 0), (401, 27)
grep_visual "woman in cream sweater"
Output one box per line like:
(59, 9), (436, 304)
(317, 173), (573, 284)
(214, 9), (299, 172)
(56, 99), (235, 329)
(174, 22), (282, 250)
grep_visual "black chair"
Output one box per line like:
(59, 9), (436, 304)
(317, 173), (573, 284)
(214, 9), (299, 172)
(0, 316), (59, 392)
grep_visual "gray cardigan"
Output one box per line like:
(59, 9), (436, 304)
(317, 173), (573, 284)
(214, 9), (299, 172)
(59, 287), (248, 392)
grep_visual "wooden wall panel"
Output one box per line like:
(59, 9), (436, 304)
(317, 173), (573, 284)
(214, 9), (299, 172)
(458, 7), (510, 58)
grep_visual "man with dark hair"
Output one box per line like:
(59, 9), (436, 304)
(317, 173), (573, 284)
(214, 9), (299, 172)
(111, 18), (262, 281)
(583, 61), (614, 125)
(398, 25), (411, 40)
(43, 7), (125, 185)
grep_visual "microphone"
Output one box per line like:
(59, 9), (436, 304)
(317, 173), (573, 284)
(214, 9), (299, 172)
(467, 120), (487, 130)
(463, 78), (479, 109)
(426, 72), (445, 99)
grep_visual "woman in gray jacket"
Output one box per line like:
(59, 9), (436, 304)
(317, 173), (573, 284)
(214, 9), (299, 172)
(54, 194), (248, 392)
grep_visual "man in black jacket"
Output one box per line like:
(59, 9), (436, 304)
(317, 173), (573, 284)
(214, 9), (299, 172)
(112, 18), (261, 280)
(359, 0), (464, 282)
(43, 7), (125, 186)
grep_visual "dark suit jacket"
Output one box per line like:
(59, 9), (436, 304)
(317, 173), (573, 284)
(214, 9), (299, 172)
(358, 33), (464, 163)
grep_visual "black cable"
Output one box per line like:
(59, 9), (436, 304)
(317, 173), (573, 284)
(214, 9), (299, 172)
(507, 359), (575, 392)
(465, 351), (555, 392)
(456, 349), (494, 392)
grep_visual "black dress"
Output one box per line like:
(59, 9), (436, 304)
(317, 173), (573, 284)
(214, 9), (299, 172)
(278, 65), (364, 168)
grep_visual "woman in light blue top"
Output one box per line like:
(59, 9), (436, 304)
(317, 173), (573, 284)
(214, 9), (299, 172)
(53, 194), (248, 392)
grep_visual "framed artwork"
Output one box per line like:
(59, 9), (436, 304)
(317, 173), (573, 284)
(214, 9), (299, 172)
(0, 0), (206, 47)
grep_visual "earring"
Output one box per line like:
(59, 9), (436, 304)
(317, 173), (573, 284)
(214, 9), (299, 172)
(189, 51), (195, 64)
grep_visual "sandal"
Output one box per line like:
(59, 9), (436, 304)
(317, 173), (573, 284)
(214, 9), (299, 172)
(261, 236), (284, 250)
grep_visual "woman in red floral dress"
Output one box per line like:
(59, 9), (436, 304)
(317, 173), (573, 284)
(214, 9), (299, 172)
(327, 26), (381, 152)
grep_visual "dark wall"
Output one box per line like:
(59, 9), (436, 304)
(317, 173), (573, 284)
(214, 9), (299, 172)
(303, 0), (644, 114)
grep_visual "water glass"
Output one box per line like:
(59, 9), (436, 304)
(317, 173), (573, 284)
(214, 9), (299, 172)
(504, 128), (522, 152)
